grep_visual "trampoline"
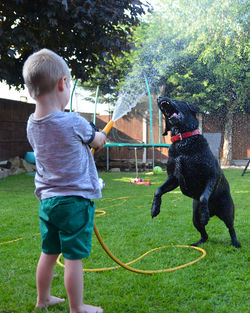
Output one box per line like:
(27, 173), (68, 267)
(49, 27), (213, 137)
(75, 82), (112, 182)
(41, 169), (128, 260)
(104, 142), (170, 171)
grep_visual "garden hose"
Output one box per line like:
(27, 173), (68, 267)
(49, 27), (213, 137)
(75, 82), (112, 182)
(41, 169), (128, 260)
(56, 208), (206, 274)
(0, 203), (206, 274)
(74, 119), (206, 274)
(91, 120), (115, 155)
(1, 120), (207, 275)
(92, 218), (206, 274)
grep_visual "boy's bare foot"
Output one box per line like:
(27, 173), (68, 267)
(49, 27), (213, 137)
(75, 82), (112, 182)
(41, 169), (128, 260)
(71, 303), (103, 313)
(35, 295), (65, 308)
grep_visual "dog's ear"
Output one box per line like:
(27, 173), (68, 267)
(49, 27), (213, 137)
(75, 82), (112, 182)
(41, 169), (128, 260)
(162, 116), (171, 136)
(187, 102), (200, 113)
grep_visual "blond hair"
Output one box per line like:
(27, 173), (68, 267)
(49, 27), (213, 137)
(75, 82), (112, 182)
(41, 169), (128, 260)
(22, 48), (71, 98)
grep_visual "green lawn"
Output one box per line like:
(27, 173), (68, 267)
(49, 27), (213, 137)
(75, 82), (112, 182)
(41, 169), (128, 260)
(0, 169), (249, 313)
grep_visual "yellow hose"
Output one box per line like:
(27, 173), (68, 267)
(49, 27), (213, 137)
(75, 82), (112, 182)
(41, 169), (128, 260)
(92, 220), (206, 274)
(71, 119), (206, 274)
(56, 210), (206, 274)
(91, 120), (115, 155)
(1, 224), (206, 275)
(1, 119), (206, 275)
(0, 233), (40, 245)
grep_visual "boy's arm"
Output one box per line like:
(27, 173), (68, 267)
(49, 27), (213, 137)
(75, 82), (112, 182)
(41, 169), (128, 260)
(89, 132), (107, 152)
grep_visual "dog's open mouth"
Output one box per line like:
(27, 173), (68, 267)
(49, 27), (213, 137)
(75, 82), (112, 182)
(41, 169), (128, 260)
(159, 100), (180, 120)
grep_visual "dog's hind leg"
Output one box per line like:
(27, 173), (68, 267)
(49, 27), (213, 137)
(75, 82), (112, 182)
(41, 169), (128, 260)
(151, 175), (179, 218)
(217, 206), (241, 248)
(191, 200), (209, 246)
(211, 188), (241, 248)
(228, 225), (241, 248)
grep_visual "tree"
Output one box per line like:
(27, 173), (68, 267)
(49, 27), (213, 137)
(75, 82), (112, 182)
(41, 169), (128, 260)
(0, 0), (151, 87)
(104, 0), (249, 165)
(192, 0), (249, 165)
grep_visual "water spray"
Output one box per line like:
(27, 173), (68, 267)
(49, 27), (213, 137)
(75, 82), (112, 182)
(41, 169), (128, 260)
(91, 84), (144, 153)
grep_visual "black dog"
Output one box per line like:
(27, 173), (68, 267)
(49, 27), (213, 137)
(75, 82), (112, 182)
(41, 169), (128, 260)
(151, 97), (241, 248)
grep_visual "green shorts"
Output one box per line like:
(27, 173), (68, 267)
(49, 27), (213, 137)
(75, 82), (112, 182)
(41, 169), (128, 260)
(39, 196), (95, 260)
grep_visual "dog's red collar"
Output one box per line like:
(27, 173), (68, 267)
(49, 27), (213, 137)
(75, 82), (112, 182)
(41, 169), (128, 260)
(171, 129), (200, 143)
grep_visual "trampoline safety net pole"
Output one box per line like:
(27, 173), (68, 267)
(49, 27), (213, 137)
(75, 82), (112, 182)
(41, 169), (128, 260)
(93, 85), (99, 124)
(70, 79), (78, 112)
(144, 75), (154, 169)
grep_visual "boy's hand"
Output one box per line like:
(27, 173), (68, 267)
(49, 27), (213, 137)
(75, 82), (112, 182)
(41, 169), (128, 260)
(90, 132), (107, 152)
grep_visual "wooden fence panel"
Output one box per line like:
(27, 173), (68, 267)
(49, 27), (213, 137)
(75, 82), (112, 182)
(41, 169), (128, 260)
(0, 98), (249, 162)
(0, 98), (35, 161)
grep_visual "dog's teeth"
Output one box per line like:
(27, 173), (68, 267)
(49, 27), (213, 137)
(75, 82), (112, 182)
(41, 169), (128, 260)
(171, 113), (179, 118)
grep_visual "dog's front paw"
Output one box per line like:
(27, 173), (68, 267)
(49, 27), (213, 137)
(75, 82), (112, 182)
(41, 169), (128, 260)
(151, 196), (162, 218)
(200, 209), (210, 226)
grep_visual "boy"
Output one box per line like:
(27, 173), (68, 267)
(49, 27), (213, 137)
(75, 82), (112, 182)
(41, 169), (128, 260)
(23, 48), (105, 313)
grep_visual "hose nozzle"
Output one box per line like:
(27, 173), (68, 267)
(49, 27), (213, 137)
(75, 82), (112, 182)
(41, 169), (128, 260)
(91, 120), (115, 155)
(102, 120), (115, 136)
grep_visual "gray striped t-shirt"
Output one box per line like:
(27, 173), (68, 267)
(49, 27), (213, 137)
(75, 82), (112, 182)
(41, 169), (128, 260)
(27, 111), (102, 200)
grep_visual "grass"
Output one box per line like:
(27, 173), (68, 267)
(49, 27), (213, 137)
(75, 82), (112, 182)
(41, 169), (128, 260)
(0, 169), (249, 313)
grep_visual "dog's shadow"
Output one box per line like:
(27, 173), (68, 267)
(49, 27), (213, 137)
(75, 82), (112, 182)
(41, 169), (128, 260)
(196, 238), (241, 249)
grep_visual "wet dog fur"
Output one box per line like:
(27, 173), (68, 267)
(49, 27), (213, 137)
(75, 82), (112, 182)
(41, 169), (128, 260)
(151, 97), (241, 248)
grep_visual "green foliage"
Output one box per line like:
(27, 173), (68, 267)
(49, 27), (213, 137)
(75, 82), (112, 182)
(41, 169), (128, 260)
(0, 0), (151, 87)
(0, 170), (249, 312)
(155, 0), (249, 112)
(94, 0), (249, 114)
